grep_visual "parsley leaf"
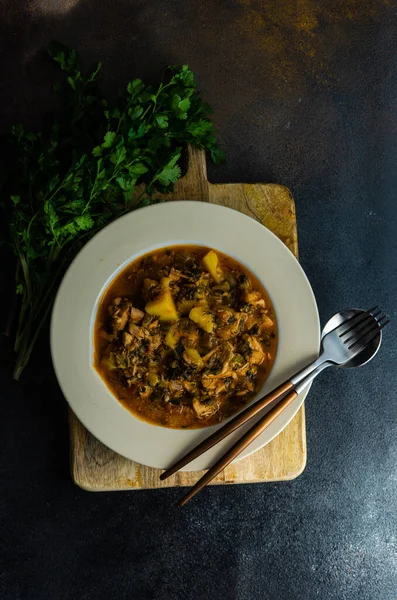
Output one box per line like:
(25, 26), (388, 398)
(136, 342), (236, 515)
(155, 151), (182, 187)
(2, 45), (225, 379)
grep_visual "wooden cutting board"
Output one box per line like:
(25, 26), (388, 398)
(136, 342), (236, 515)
(69, 145), (305, 491)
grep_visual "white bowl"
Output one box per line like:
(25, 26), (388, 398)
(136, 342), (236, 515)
(51, 201), (320, 470)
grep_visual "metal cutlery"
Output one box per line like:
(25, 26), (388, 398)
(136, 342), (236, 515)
(160, 307), (389, 506)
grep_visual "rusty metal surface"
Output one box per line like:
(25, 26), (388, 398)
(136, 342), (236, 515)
(1, 2), (397, 599)
(1, 1), (396, 186)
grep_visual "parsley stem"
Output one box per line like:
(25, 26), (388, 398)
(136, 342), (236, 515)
(6, 49), (224, 379)
(15, 242), (32, 306)
(13, 299), (53, 380)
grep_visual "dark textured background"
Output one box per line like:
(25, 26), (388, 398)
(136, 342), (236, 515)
(1, 1), (397, 599)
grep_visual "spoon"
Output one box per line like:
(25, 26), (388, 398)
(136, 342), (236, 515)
(171, 307), (389, 505)
(161, 307), (388, 486)
(290, 306), (386, 393)
(322, 308), (382, 368)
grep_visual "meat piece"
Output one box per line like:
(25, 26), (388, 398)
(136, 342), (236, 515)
(147, 334), (162, 352)
(213, 382), (227, 395)
(179, 319), (200, 348)
(168, 268), (183, 283)
(242, 289), (265, 307)
(246, 311), (273, 333)
(184, 329), (200, 349)
(201, 333), (218, 351)
(192, 397), (220, 419)
(235, 388), (250, 396)
(201, 347), (218, 363)
(215, 312), (247, 340)
(216, 308), (235, 324)
(261, 313), (274, 329)
(168, 380), (184, 396)
(128, 323), (146, 338)
(202, 375), (219, 391)
(202, 371), (237, 392)
(183, 380), (199, 395)
(130, 306), (145, 323)
(202, 344), (233, 376)
(244, 311), (262, 332)
(122, 332), (134, 348)
(235, 362), (251, 376)
(244, 335), (265, 365)
(109, 299), (132, 332)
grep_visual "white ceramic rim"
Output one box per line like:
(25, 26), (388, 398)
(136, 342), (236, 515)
(51, 201), (320, 471)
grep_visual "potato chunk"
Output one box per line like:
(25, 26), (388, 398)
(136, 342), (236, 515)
(145, 277), (178, 321)
(202, 250), (223, 284)
(189, 306), (214, 333)
(165, 324), (180, 349)
(183, 348), (204, 368)
(146, 373), (159, 386)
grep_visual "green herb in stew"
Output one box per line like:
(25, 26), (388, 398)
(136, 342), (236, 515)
(95, 246), (277, 429)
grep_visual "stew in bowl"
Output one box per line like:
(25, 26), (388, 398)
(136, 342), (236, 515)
(95, 246), (277, 428)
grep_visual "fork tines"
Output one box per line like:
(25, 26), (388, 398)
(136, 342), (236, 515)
(343, 308), (390, 351)
(338, 306), (378, 337)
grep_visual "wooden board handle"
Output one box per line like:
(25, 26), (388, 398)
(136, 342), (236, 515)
(184, 145), (208, 184)
(172, 145), (210, 201)
(69, 154), (304, 491)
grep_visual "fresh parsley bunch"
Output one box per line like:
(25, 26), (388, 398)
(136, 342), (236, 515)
(3, 44), (224, 379)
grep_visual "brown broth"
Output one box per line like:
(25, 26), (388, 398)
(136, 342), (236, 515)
(94, 245), (278, 428)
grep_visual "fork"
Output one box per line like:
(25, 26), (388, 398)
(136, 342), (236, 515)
(160, 307), (389, 505)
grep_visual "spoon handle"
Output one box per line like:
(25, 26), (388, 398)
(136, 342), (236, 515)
(294, 361), (330, 393)
(178, 388), (300, 506)
(178, 363), (329, 505)
(160, 379), (294, 480)
(161, 359), (330, 481)
(290, 353), (326, 387)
